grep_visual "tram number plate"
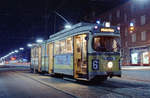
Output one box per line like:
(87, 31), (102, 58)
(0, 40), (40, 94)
(92, 59), (99, 70)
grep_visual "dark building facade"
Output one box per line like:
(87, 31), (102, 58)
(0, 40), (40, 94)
(95, 0), (150, 66)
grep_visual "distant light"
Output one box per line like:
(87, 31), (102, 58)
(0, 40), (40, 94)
(117, 26), (120, 30)
(94, 25), (98, 29)
(130, 22), (134, 27)
(27, 44), (32, 47)
(15, 50), (19, 53)
(105, 22), (110, 27)
(96, 20), (100, 24)
(19, 48), (24, 50)
(130, 27), (134, 30)
(11, 57), (16, 61)
(8, 53), (12, 55)
(11, 51), (15, 54)
(65, 24), (71, 29)
(36, 39), (43, 43)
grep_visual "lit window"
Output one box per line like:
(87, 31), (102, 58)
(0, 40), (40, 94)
(131, 33), (136, 42)
(60, 40), (66, 54)
(131, 53), (138, 64)
(66, 37), (73, 53)
(42, 46), (45, 56)
(93, 36), (120, 52)
(54, 41), (60, 55)
(141, 15), (146, 25)
(142, 52), (149, 64)
(116, 10), (120, 18)
(141, 31), (146, 41)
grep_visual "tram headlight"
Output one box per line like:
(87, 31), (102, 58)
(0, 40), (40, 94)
(107, 61), (113, 68)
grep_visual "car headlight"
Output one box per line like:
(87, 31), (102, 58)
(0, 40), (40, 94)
(107, 61), (113, 68)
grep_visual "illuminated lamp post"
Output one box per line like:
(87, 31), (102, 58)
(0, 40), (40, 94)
(27, 44), (32, 47)
(19, 48), (24, 50)
(129, 22), (135, 33)
(36, 39), (43, 43)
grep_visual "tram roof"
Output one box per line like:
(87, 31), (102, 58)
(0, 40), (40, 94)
(48, 22), (94, 41)
(47, 22), (120, 42)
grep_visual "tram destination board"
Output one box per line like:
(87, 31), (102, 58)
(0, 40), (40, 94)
(100, 28), (115, 32)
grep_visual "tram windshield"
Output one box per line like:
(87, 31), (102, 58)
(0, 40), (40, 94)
(93, 36), (120, 52)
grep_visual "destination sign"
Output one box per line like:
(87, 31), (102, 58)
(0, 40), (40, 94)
(100, 28), (115, 32)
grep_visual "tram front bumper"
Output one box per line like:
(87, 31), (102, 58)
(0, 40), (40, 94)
(89, 71), (121, 80)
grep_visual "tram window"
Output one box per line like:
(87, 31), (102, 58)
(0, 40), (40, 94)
(46, 44), (49, 56)
(66, 37), (73, 53)
(54, 41), (60, 55)
(93, 36), (120, 52)
(33, 48), (36, 57)
(60, 40), (66, 54)
(41, 46), (46, 56)
(35, 48), (38, 57)
(76, 37), (81, 53)
(31, 49), (34, 58)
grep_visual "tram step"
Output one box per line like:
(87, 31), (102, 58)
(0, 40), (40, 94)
(63, 77), (76, 82)
(76, 78), (89, 81)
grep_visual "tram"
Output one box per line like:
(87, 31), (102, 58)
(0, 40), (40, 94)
(30, 22), (121, 81)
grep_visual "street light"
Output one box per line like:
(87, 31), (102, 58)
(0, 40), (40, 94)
(19, 48), (24, 50)
(27, 44), (32, 47)
(96, 20), (100, 24)
(11, 51), (15, 54)
(65, 24), (72, 29)
(36, 39), (43, 43)
(14, 50), (19, 53)
(129, 22), (135, 33)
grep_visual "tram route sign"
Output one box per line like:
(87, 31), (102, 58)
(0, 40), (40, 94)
(100, 28), (115, 32)
(92, 59), (99, 70)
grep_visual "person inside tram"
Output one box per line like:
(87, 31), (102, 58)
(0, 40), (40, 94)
(94, 38), (105, 51)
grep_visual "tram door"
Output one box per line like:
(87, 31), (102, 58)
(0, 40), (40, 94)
(74, 34), (88, 79)
(48, 43), (53, 73)
(38, 46), (42, 72)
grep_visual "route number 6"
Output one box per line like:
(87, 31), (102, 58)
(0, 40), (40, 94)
(92, 59), (99, 70)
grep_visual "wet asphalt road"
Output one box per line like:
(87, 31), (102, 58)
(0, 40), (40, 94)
(0, 66), (75, 98)
(0, 65), (150, 98)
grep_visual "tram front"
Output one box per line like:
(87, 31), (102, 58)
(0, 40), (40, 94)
(88, 26), (121, 80)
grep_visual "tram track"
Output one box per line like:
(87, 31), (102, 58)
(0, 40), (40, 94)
(89, 79), (150, 98)
(74, 81), (133, 98)
(13, 71), (150, 98)
(91, 84), (132, 98)
(13, 71), (78, 98)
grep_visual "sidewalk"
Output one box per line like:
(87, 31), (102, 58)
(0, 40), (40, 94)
(121, 66), (150, 83)
(121, 66), (150, 70)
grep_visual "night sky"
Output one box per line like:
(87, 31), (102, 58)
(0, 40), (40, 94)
(0, 0), (128, 57)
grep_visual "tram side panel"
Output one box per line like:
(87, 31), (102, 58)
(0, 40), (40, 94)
(41, 44), (46, 72)
(38, 46), (42, 72)
(34, 47), (39, 71)
(30, 48), (34, 70)
(47, 43), (54, 74)
(45, 43), (49, 72)
(53, 37), (74, 76)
